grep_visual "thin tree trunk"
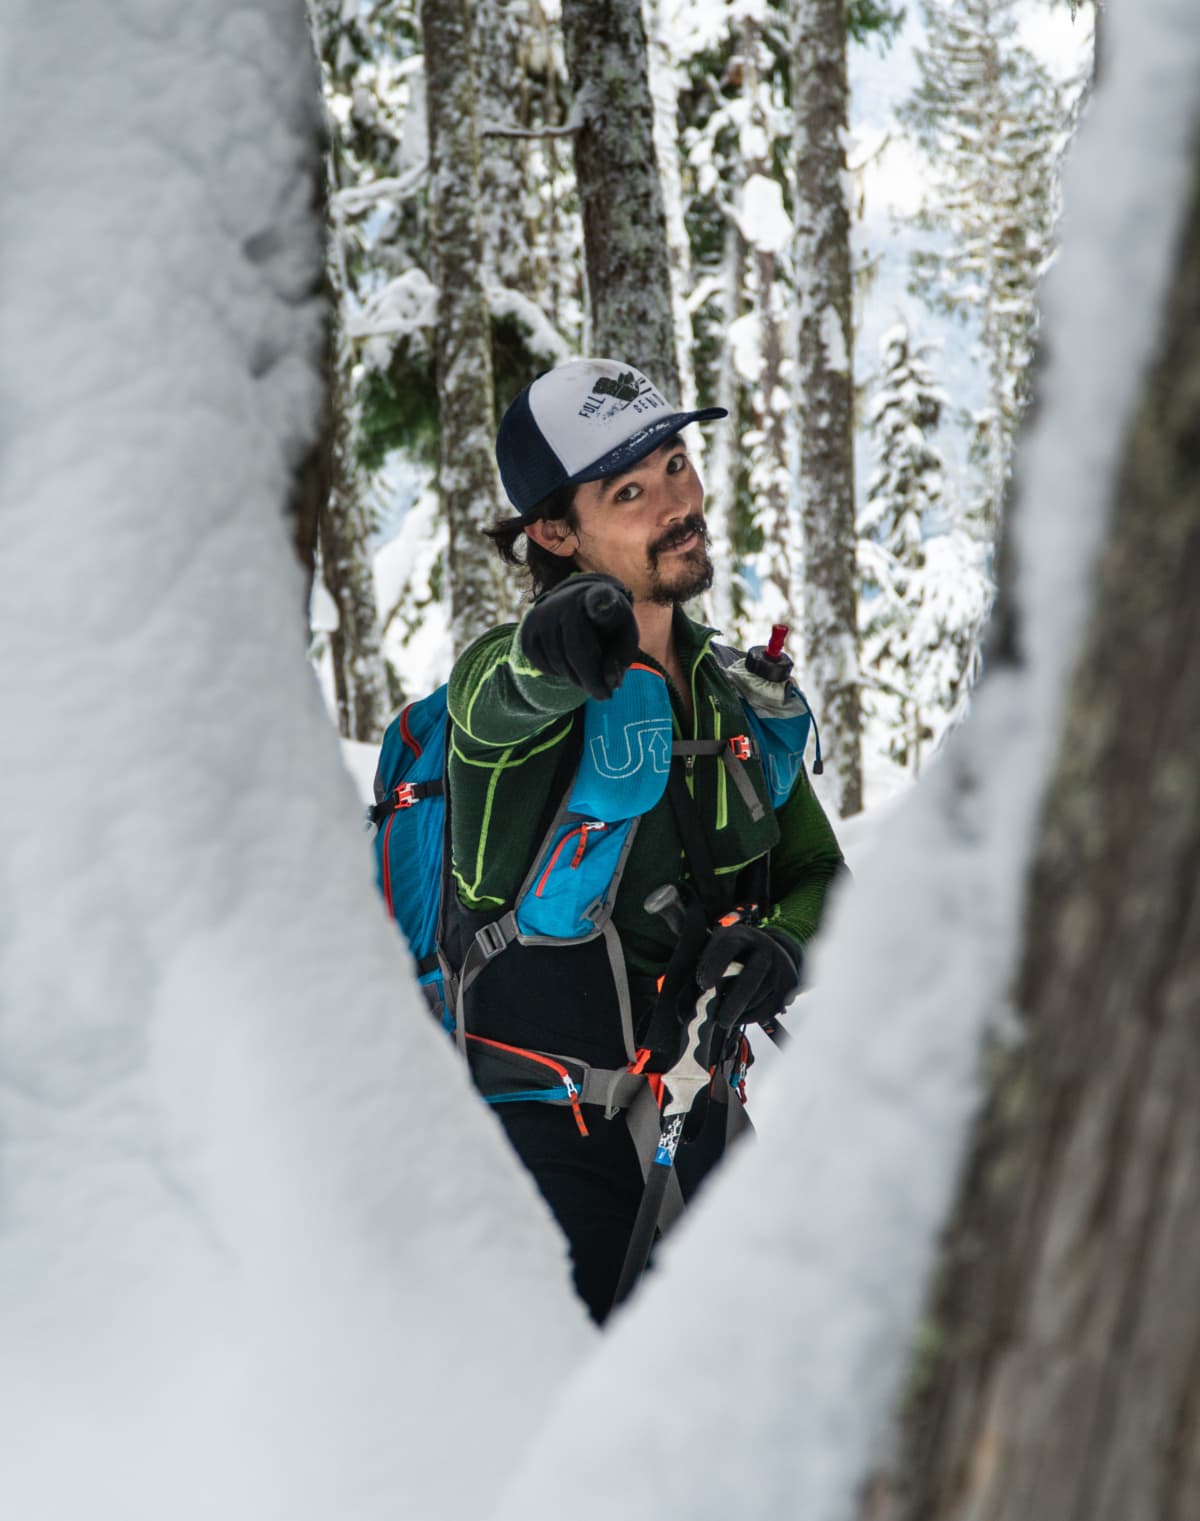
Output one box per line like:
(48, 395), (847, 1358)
(645, 0), (699, 418)
(421, 0), (506, 652)
(879, 137), (1200, 1521)
(317, 336), (391, 741)
(704, 215), (746, 637)
(474, 0), (537, 297)
(317, 109), (389, 742)
(560, 0), (680, 396)
(744, 15), (794, 625)
(793, 0), (863, 816)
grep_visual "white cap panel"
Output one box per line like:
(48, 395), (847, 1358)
(528, 359), (671, 475)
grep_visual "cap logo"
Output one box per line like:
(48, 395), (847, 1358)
(577, 370), (664, 421)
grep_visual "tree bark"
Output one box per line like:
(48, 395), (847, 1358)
(560, 0), (680, 397)
(474, 0), (538, 297)
(744, 14), (794, 626)
(876, 135), (1200, 1521)
(421, 0), (507, 651)
(644, 0), (700, 417)
(705, 214), (747, 639)
(793, 0), (863, 816)
(317, 333), (391, 741)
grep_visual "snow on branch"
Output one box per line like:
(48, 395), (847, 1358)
(478, 81), (599, 140)
(346, 267), (437, 344)
(332, 163), (426, 216)
(485, 285), (572, 364)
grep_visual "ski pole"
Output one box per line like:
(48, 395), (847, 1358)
(612, 961), (732, 1307)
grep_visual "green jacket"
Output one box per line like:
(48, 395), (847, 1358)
(446, 598), (845, 978)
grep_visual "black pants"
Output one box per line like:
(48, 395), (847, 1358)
(495, 1089), (733, 1323)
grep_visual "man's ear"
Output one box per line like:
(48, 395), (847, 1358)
(525, 516), (579, 559)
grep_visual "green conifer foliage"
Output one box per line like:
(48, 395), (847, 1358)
(859, 321), (991, 775)
(902, 0), (1067, 533)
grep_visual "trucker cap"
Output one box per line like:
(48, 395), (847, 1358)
(496, 357), (727, 518)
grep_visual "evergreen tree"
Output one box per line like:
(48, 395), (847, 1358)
(474, 0), (583, 389)
(420, 0), (508, 651)
(902, 0), (1066, 534)
(644, 0), (702, 419)
(794, 0), (863, 818)
(671, 0), (798, 642)
(314, 0), (435, 697)
(560, 0), (680, 395)
(859, 321), (991, 775)
(311, 0), (394, 740)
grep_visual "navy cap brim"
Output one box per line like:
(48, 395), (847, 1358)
(565, 407), (728, 491)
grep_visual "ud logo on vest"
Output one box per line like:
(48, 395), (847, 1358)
(588, 718), (672, 781)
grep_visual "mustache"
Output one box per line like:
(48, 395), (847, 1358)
(649, 515), (708, 559)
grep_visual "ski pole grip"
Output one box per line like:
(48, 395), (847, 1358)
(662, 962), (743, 1119)
(643, 883), (687, 939)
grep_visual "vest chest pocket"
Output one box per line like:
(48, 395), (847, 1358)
(515, 816), (637, 940)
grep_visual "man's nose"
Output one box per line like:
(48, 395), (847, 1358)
(664, 469), (695, 514)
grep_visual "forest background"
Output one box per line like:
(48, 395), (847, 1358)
(310, 0), (1095, 822)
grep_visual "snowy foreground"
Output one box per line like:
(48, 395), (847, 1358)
(3, 3), (1200, 1521)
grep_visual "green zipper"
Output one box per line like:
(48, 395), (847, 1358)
(686, 635), (712, 801)
(709, 694), (728, 830)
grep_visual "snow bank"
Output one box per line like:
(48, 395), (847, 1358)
(492, 4), (1200, 1519)
(0, 5), (589, 1520)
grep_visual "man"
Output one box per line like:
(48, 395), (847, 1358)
(444, 357), (844, 1321)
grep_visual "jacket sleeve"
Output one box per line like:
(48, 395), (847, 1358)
(447, 613), (589, 751)
(759, 767), (847, 951)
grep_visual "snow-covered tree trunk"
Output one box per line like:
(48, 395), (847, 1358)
(868, 129), (1200, 1521)
(319, 128), (390, 742)
(421, 0), (507, 650)
(474, 0), (532, 293)
(317, 324), (391, 741)
(742, 15), (795, 628)
(560, 0), (680, 395)
(704, 215), (746, 636)
(645, 0), (699, 417)
(793, 0), (863, 817)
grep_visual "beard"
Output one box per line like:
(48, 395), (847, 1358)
(646, 515), (714, 606)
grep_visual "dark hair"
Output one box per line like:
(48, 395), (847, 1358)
(483, 482), (579, 600)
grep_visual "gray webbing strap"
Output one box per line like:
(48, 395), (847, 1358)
(625, 1082), (686, 1234)
(671, 739), (725, 756)
(453, 911), (520, 1054)
(601, 918), (638, 1065)
(722, 749), (765, 822)
(578, 1066), (648, 1116)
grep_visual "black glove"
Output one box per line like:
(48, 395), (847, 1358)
(695, 922), (802, 1030)
(518, 573), (639, 702)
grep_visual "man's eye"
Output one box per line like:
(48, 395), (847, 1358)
(615, 483), (640, 502)
(667, 452), (687, 474)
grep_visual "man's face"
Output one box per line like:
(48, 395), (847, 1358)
(565, 437), (712, 605)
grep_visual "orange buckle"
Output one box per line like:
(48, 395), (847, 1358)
(392, 782), (417, 809)
(729, 734), (751, 761)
